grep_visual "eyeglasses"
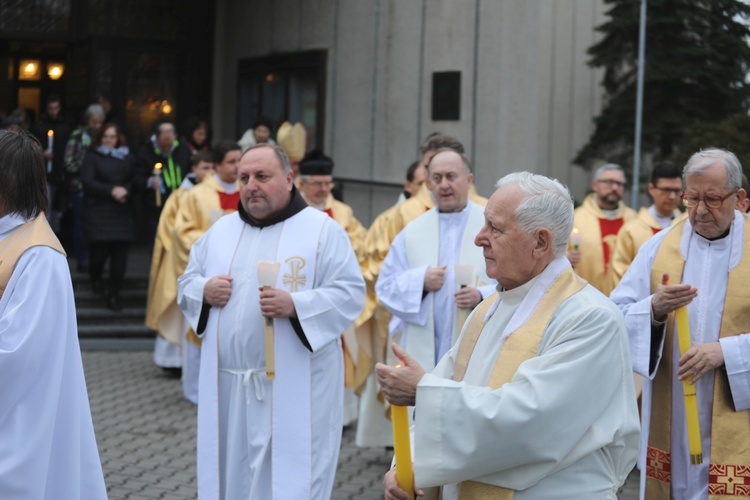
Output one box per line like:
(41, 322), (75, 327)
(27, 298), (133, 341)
(681, 190), (737, 209)
(596, 179), (626, 188)
(652, 186), (682, 196)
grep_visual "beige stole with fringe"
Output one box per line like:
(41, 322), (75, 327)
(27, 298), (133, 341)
(646, 216), (750, 499)
(0, 214), (64, 299)
(451, 267), (586, 499)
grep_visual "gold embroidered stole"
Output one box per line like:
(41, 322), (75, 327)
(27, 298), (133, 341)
(0, 214), (65, 299)
(646, 217), (750, 499)
(452, 268), (587, 499)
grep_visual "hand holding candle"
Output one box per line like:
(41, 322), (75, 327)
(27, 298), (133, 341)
(257, 261), (281, 380)
(665, 274), (702, 465)
(390, 360), (414, 498)
(153, 163), (163, 207)
(675, 306), (703, 465)
(391, 402), (414, 497)
(375, 344), (426, 498)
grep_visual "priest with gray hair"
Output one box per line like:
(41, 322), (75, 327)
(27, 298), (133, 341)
(611, 148), (750, 499)
(377, 171), (640, 499)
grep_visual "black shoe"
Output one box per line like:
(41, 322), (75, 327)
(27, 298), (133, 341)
(162, 367), (182, 378)
(107, 295), (123, 312)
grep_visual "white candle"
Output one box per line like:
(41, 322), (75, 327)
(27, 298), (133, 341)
(46, 129), (54, 174)
(570, 227), (582, 251)
(454, 264), (474, 289)
(257, 261), (281, 379)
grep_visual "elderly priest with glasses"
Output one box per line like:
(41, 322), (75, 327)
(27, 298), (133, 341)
(377, 171), (639, 499)
(611, 148), (750, 499)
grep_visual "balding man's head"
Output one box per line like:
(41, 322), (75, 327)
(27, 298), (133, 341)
(427, 149), (474, 213)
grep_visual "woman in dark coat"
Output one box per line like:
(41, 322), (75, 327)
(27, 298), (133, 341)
(81, 123), (135, 311)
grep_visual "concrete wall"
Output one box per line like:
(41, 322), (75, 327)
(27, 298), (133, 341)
(212, 0), (607, 224)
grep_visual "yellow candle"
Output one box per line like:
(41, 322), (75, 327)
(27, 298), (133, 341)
(675, 305), (703, 465)
(391, 404), (414, 496)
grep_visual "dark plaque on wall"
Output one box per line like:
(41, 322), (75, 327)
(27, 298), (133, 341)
(431, 71), (461, 121)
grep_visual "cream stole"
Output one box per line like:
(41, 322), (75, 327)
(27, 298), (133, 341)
(196, 208), (325, 500)
(646, 215), (750, 499)
(402, 202), (489, 370)
(451, 263), (587, 499)
(0, 214), (64, 299)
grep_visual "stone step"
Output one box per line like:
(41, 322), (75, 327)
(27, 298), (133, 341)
(71, 276), (151, 290)
(76, 306), (147, 325)
(74, 289), (148, 307)
(78, 323), (156, 339)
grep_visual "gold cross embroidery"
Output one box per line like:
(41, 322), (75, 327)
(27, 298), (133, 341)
(283, 257), (307, 292)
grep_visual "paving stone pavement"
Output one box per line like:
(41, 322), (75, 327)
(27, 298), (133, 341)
(83, 350), (638, 499)
(83, 350), (392, 499)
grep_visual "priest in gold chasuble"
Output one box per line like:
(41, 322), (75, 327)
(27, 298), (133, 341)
(569, 163), (636, 295)
(607, 161), (683, 292)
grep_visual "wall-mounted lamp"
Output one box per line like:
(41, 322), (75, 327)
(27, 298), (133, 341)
(19, 59), (41, 80)
(47, 62), (65, 80)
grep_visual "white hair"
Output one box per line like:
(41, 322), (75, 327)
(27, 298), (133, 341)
(83, 103), (105, 122)
(594, 162), (625, 180)
(683, 148), (742, 190)
(495, 172), (574, 257)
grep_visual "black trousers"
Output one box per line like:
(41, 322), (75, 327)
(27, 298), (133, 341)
(89, 241), (130, 297)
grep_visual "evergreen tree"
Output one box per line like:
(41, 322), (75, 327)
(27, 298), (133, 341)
(673, 113), (750, 176)
(575, 0), (750, 173)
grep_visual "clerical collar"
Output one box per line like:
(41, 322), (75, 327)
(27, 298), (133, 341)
(497, 273), (541, 307)
(696, 226), (731, 242)
(648, 204), (674, 229)
(598, 205), (619, 219)
(237, 185), (308, 228)
(438, 203), (471, 215)
(213, 173), (237, 194)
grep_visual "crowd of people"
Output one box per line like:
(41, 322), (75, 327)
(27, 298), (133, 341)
(1, 94), (749, 499)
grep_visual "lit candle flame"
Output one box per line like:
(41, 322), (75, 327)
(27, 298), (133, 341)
(570, 227), (582, 249)
(155, 162), (163, 171)
(47, 129), (54, 138)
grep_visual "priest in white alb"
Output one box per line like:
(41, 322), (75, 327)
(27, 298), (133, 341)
(611, 148), (750, 500)
(376, 148), (495, 373)
(0, 130), (107, 499)
(177, 143), (365, 499)
(377, 171), (639, 499)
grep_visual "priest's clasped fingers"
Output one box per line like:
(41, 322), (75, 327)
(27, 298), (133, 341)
(258, 287), (297, 318)
(204, 275), (233, 307)
(384, 468), (424, 499)
(651, 273), (698, 321)
(375, 343), (425, 407)
(423, 266), (446, 292)
(455, 286), (482, 309)
(677, 341), (725, 383)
